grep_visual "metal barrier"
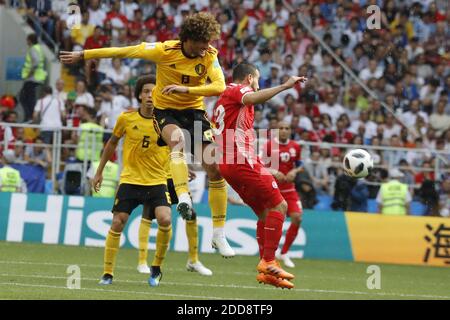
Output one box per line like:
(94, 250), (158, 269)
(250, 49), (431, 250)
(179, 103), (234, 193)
(296, 13), (450, 171)
(0, 122), (121, 195)
(1, 122), (448, 195)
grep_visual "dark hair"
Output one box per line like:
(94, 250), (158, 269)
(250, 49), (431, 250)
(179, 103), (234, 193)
(179, 12), (221, 42)
(232, 63), (258, 82)
(260, 48), (272, 56)
(99, 85), (112, 94)
(41, 85), (53, 97)
(27, 33), (38, 45)
(85, 106), (97, 119)
(135, 75), (156, 103)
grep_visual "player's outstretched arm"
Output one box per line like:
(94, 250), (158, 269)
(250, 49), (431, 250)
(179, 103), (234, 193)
(93, 135), (120, 193)
(242, 76), (308, 106)
(60, 43), (162, 64)
(286, 161), (304, 182)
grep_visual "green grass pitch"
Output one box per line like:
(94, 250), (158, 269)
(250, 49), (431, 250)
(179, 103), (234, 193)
(0, 241), (448, 300)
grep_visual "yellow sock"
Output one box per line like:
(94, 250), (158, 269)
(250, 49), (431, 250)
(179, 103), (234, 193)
(208, 179), (227, 228)
(169, 151), (190, 196)
(104, 229), (121, 276)
(186, 219), (199, 263)
(138, 218), (152, 266)
(152, 224), (172, 267)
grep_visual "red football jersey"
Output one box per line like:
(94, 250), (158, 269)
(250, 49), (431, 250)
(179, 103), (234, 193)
(263, 138), (301, 192)
(212, 83), (256, 164)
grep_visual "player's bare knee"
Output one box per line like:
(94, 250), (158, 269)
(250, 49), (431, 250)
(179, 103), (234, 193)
(274, 200), (288, 215)
(169, 131), (185, 150)
(163, 126), (185, 151)
(203, 163), (221, 180)
(292, 213), (302, 226)
(157, 214), (171, 227)
(278, 200), (287, 215)
(155, 207), (172, 227)
(111, 213), (128, 232)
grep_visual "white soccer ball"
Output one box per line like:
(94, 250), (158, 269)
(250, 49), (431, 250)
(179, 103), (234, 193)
(343, 149), (374, 179)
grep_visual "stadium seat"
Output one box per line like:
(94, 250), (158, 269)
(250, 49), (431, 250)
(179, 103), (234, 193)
(367, 199), (378, 214)
(60, 161), (84, 195)
(410, 202), (426, 216)
(45, 179), (53, 194)
(313, 195), (332, 211)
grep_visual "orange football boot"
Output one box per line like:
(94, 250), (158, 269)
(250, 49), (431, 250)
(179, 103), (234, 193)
(256, 273), (294, 289)
(257, 259), (295, 280)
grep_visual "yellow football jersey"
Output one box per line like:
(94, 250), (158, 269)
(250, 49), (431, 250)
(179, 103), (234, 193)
(113, 110), (168, 186)
(84, 40), (226, 110)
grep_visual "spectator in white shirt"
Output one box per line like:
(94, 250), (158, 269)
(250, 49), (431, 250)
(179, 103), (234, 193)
(99, 86), (131, 130)
(53, 78), (67, 103)
(420, 78), (442, 109)
(344, 17), (363, 51)
(272, 0), (289, 27)
(430, 100), (450, 136)
(32, 86), (66, 144)
(381, 113), (402, 143)
(319, 91), (345, 125)
(359, 59), (383, 82)
(106, 58), (131, 87)
(349, 110), (378, 141)
(120, 0), (140, 21)
(75, 80), (95, 108)
(406, 137), (430, 167)
(401, 99), (429, 127)
(242, 38), (260, 64)
(343, 96), (360, 122)
(24, 137), (52, 169)
(405, 37), (424, 62)
(383, 135), (407, 167)
(88, 0), (107, 27)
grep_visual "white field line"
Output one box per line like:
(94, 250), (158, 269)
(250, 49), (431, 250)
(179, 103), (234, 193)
(0, 272), (448, 299)
(0, 260), (365, 281)
(0, 280), (242, 300)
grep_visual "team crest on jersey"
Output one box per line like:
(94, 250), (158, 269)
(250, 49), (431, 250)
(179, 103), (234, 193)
(272, 181), (279, 189)
(160, 118), (165, 125)
(195, 64), (206, 76)
(289, 148), (296, 157)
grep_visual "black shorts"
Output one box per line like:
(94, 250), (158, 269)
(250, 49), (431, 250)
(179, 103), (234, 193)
(112, 183), (171, 215)
(167, 178), (179, 204)
(153, 108), (214, 154)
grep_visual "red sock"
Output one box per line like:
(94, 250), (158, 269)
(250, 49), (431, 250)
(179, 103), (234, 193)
(256, 220), (265, 259)
(281, 223), (299, 254)
(263, 211), (285, 262)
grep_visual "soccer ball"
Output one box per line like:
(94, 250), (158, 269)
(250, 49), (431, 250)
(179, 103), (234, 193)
(343, 149), (373, 179)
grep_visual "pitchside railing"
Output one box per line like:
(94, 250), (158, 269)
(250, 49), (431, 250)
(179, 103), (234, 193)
(0, 122), (121, 195)
(1, 122), (449, 196)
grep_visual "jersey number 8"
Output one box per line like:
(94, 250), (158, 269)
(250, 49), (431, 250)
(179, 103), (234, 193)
(142, 136), (150, 148)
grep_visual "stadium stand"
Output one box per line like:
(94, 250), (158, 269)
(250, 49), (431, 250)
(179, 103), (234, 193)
(0, 0), (449, 216)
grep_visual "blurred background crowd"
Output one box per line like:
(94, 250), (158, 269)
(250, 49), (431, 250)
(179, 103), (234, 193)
(0, 0), (449, 216)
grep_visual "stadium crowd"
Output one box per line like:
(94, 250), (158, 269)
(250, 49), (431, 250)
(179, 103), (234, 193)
(0, 0), (449, 216)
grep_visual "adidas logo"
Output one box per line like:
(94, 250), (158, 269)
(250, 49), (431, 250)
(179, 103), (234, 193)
(133, 125), (139, 130)
(169, 64), (176, 69)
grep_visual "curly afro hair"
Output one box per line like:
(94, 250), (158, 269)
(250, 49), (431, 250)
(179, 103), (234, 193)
(179, 12), (221, 43)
